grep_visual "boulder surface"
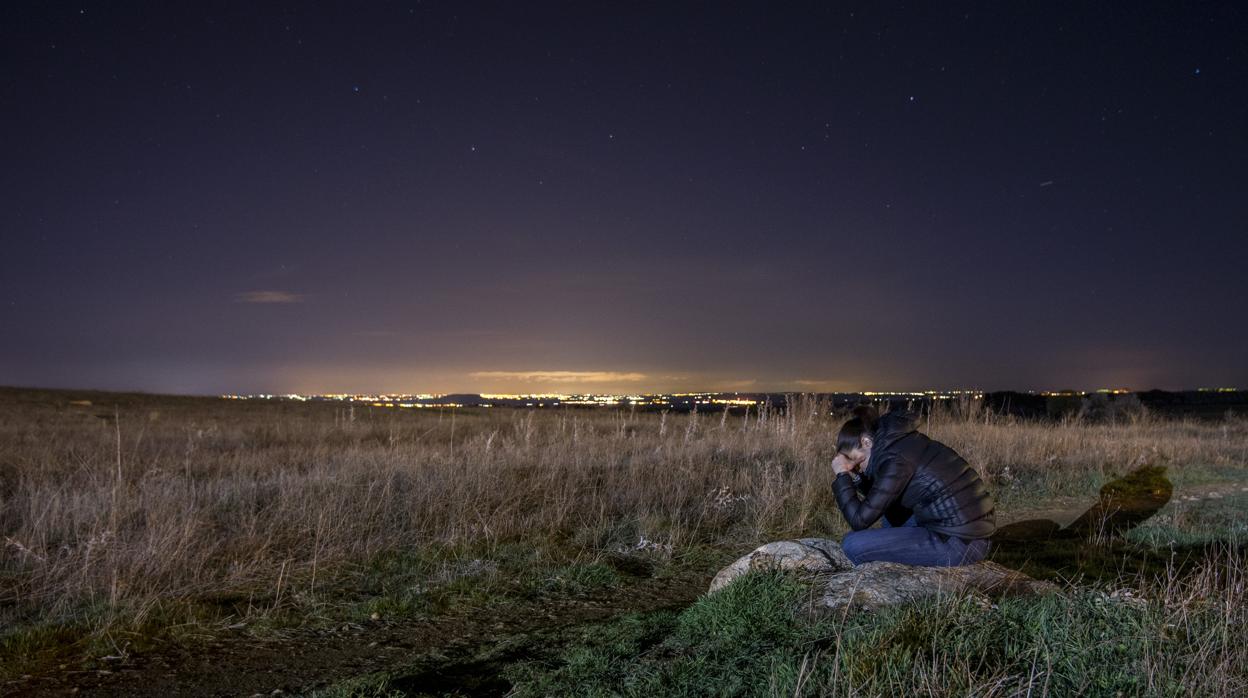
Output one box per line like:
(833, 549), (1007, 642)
(709, 538), (1058, 612)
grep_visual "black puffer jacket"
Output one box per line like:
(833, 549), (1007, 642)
(833, 410), (996, 539)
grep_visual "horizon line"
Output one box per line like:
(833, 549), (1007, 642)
(3, 384), (1242, 399)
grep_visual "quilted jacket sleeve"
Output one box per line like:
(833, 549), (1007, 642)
(833, 450), (916, 530)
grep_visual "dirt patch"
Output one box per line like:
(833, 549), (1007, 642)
(1000, 473), (1247, 529)
(3, 561), (717, 697)
(989, 466), (1247, 582)
(391, 655), (522, 698)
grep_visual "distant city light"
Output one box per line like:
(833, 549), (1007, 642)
(216, 387), (1240, 410)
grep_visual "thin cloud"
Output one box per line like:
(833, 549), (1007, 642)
(791, 379), (858, 391)
(470, 370), (647, 383)
(235, 290), (304, 304)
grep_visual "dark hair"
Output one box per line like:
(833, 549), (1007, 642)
(836, 404), (880, 454)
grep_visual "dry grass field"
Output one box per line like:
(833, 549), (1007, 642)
(2, 387), (1247, 694)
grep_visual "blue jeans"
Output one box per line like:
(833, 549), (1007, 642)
(841, 515), (990, 567)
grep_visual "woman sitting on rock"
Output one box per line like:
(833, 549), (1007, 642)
(830, 404), (996, 566)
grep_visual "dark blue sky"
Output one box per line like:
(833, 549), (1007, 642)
(3, 2), (1245, 394)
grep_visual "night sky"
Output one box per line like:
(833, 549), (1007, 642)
(3, 3), (1246, 395)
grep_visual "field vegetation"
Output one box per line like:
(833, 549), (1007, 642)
(1, 387), (1246, 695)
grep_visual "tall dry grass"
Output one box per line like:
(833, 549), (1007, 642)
(1, 390), (1246, 636)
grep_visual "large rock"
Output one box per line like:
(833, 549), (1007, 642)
(709, 538), (1058, 612)
(813, 559), (1059, 612)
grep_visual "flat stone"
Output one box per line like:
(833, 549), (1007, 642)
(813, 559), (1058, 613)
(709, 538), (1059, 611)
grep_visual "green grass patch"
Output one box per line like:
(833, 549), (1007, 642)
(506, 569), (1246, 697)
(1127, 490), (1248, 547)
(1164, 462), (1248, 489)
(305, 670), (405, 698)
(522, 562), (622, 597)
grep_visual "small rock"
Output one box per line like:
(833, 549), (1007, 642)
(708, 538), (853, 592)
